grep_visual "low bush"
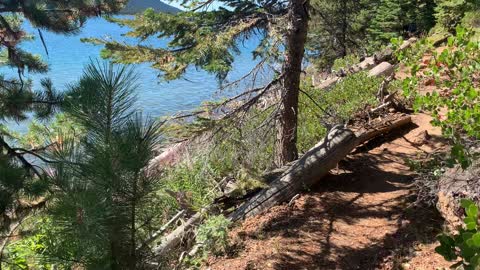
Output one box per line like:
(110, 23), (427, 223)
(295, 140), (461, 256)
(436, 199), (480, 269)
(402, 26), (480, 168)
(298, 72), (383, 152)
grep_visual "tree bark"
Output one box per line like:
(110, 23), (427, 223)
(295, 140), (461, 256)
(339, 0), (348, 58)
(275, 0), (309, 166)
(233, 125), (357, 220)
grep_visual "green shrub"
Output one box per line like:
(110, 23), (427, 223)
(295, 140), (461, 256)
(196, 215), (231, 256)
(331, 55), (360, 73)
(1, 217), (74, 270)
(434, 0), (478, 31)
(436, 199), (480, 269)
(297, 72), (382, 152)
(405, 26), (480, 168)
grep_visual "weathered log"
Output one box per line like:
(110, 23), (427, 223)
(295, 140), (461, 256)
(138, 210), (186, 251)
(230, 115), (412, 221)
(149, 141), (189, 170)
(436, 160), (480, 231)
(152, 207), (209, 257)
(230, 125), (357, 221)
(354, 115), (411, 145)
(149, 126), (357, 257)
(317, 77), (340, 90)
(354, 56), (375, 71)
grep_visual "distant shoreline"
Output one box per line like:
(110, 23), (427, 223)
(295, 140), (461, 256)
(120, 0), (181, 15)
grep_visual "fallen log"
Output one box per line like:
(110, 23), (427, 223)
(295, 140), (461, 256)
(152, 207), (210, 257)
(230, 115), (412, 221)
(150, 115), (412, 258)
(354, 115), (412, 145)
(230, 126), (357, 220)
(138, 210), (186, 251)
(368, 62), (394, 78)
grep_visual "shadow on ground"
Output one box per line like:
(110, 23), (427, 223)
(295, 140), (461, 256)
(209, 119), (447, 270)
(235, 148), (443, 270)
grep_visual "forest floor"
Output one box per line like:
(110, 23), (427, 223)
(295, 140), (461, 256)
(206, 113), (451, 270)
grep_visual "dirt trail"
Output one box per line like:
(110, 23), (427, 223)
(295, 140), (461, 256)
(207, 113), (452, 270)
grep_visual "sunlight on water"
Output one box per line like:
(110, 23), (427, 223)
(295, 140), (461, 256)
(1, 16), (268, 133)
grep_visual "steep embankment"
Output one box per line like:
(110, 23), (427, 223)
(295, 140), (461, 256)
(121, 0), (180, 14)
(206, 49), (454, 270)
(207, 113), (450, 270)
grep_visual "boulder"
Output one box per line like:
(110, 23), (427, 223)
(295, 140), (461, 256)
(399, 37), (418, 51)
(436, 161), (480, 231)
(368, 62), (394, 77)
(357, 57), (375, 70)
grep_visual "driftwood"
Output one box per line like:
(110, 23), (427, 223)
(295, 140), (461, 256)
(230, 115), (412, 221)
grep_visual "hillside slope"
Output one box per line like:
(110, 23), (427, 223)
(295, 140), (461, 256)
(121, 0), (181, 14)
(207, 113), (450, 270)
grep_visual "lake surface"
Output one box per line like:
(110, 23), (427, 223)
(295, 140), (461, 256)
(1, 16), (266, 132)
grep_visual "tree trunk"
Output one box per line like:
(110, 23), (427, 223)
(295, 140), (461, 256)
(339, 0), (348, 58)
(233, 125), (357, 220)
(275, 0), (309, 166)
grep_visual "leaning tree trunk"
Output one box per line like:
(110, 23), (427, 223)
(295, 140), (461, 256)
(275, 0), (310, 166)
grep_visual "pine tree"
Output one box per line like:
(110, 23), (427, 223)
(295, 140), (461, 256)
(0, 0), (126, 244)
(367, 0), (436, 50)
(368, 0), (404, 48)
(435, 0), (479, 30)
(87, 0), (310, 166)
(46, 62), (163, 269)
(307, 0), (372, 69)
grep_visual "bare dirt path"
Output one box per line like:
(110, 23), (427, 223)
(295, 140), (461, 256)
(206, 114), (452, 270)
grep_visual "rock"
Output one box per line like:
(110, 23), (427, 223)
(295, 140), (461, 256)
(399, 37), (417, 51)
(436, 161), (480, 231)
(357, 57), (375, 70)
(368, 62), (394, 77)
(400, 262), (411, 270)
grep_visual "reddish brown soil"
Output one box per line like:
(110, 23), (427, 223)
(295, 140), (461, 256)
(206, 114), (453, 270)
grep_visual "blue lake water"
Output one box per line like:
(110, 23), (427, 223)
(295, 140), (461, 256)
(1, 16), (266, 132)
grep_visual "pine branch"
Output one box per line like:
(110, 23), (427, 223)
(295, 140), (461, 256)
(0, 137), (43, 178)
